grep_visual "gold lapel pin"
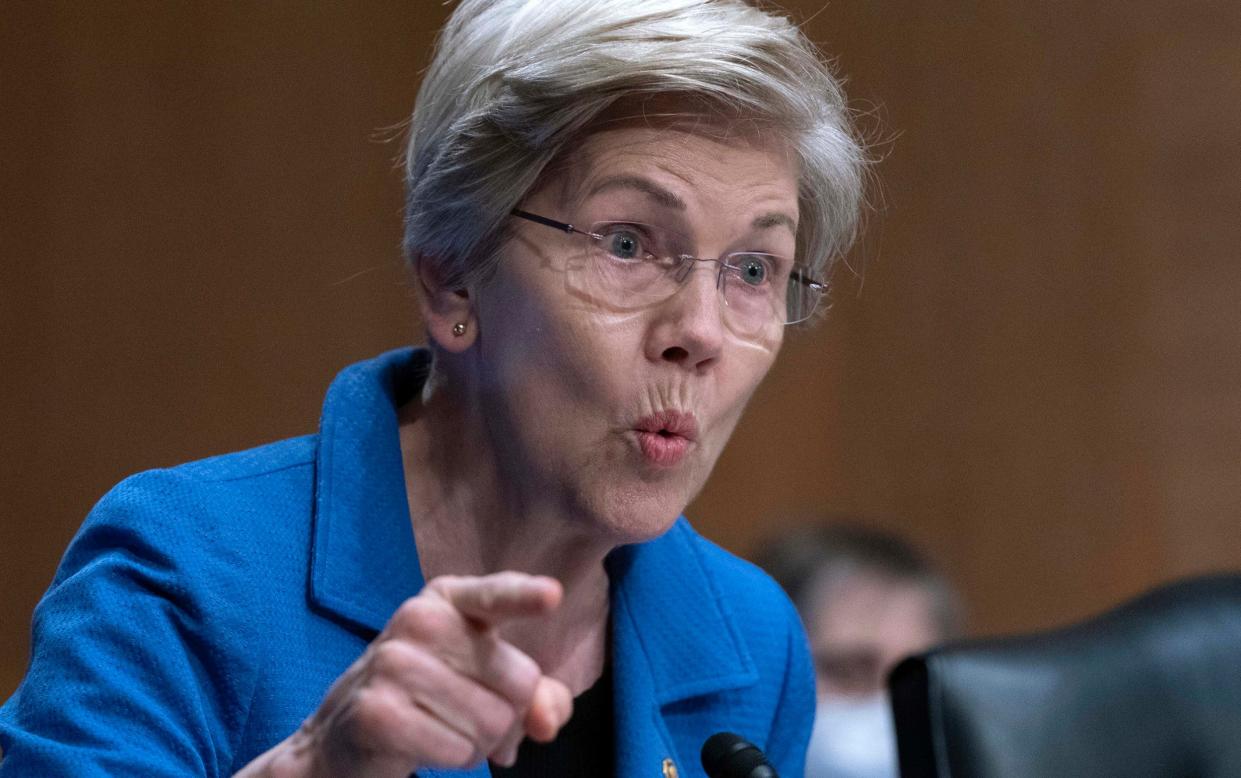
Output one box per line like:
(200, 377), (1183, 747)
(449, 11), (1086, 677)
(662, 757), (679, 778)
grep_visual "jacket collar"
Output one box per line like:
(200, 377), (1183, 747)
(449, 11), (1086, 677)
(309, 348), (429, 636)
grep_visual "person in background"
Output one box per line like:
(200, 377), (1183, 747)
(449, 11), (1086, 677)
(754, 521), (964, 778)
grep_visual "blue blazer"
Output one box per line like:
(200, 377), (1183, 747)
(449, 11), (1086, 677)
(0, 349), (813, 777)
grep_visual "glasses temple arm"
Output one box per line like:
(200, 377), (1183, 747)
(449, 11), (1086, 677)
(790, 267), (825, 290)
(511, 208), (577, 234)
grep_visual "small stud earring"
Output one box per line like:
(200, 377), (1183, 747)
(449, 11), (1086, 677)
(452, 322), (467, 337)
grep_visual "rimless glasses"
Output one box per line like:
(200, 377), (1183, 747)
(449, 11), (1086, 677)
(511, 209), (825, 334)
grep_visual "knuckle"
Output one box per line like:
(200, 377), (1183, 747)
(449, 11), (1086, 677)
(504, 652), (542, 702)
(477, 704), (518, 744)
(349, 687), (406, 748)
(392, 596), (434, 627)
(368, 640), (414, 678)
(425, 574), (463, 599)
(475, 584), (498, 612)
(392, 596), (456, 640)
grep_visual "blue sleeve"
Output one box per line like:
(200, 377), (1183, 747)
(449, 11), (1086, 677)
(762, 595), (816, 778)
(0, 471), (261, 777)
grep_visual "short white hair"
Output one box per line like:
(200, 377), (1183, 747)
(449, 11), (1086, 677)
(403, 0), (867, 295)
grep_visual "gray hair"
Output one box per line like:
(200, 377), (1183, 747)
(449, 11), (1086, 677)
(403, 0), (868, 295)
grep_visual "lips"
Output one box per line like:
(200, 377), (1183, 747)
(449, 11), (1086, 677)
(632, 410), (699, 467)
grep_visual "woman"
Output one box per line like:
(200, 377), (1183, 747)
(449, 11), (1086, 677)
(0, 1), (866, 775)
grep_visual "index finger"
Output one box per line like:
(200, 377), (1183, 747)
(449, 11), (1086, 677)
(428, 572), (562, 628)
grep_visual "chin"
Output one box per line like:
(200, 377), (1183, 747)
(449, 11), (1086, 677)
(578, 479), (696, 545)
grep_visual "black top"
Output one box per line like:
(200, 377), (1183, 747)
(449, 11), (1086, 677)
(490, 660), (614, 777)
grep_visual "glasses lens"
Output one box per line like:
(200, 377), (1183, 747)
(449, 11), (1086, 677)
(572, 220), (821, 328)
(719, 253), (786, 332)
(576, 222), (683, 310)
(720, 255), (822, 330)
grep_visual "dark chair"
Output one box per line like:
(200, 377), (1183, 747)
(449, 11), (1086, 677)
(889, 574), (1241, 778)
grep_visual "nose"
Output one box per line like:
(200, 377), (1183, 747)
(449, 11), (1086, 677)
(644, 262), (725, 372)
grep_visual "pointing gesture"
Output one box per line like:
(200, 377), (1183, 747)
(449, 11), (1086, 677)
(239, 572), (574, 777)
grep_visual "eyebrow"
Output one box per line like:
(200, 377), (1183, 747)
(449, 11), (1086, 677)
(585, 174), (798, 235)
(751, 211), (798, 235)
(586, 175), (686, 211)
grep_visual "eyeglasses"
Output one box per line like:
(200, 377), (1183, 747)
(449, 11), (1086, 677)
(510, 209), (824, 334)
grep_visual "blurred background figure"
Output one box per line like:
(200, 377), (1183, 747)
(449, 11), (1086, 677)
(754, 521), (964, 778)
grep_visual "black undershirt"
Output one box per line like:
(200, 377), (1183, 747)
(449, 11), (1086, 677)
(489, 660), (614, 777)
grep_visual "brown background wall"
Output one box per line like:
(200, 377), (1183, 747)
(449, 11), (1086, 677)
(3, 2), (1240, 700)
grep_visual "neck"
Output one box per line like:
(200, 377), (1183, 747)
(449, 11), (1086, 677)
(397, 362), (613, 693)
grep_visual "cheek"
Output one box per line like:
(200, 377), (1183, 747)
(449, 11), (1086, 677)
(478, 278), (643, 420)
(714, 331), (781, 422)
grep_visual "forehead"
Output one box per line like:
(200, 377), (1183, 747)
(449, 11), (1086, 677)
(543, 118), (800, 218)
(808, 572), (942, 659)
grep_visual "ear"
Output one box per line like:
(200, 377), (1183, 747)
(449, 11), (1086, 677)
(411, 254), (477, 353)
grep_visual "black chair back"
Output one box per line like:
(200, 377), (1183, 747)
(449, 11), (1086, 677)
(889, 574), (1241, 778)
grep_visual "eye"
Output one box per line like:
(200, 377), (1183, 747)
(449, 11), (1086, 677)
(601, 226), (646, 261)
(734, 254), (772, 287)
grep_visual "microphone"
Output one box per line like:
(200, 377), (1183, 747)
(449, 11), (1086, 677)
(701, 732), (780, 778)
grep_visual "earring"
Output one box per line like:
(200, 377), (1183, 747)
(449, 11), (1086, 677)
(452, 322), (467, 337)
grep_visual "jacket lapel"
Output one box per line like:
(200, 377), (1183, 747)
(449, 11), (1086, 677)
(308, 348), (430, 637)
(608, 520), (760, 777)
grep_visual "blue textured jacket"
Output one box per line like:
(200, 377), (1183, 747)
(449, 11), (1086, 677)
(0, 348), (813, 777)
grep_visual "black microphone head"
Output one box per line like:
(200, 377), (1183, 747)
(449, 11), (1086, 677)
(701, 731), (779, 778)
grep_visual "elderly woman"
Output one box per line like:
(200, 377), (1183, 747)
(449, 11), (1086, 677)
(0, 1), (866, 776)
